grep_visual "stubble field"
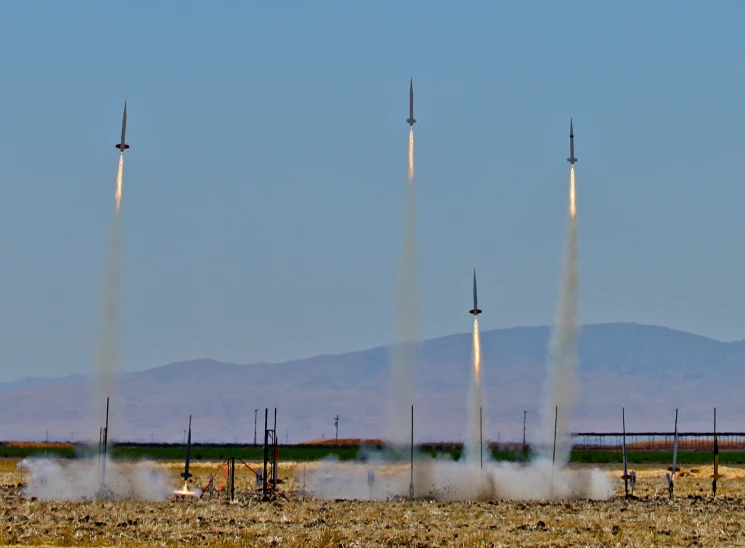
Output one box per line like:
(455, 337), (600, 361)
(2, 458), (745, 547)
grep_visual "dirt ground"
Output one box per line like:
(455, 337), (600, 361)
(2, 458), (745, 547)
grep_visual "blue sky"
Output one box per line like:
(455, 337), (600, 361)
(1, 2), (745, 380)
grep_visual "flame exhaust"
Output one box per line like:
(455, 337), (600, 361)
(539, 163), (580, 465)
(465, 316), (484, 463)
(408, 129), (414, 181)
(115, 153), (124, 212)
(386, 127), (420, 445)
(570, 165), (576, 219)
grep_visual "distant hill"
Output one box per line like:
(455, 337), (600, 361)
(0, 323), (743, 443)
(0, 373), (86, 394)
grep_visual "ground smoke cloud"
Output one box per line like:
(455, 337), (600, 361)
(20, 457), (173, 502)
(302, 455), (612, 501)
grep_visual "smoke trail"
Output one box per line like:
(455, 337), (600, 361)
(540, 165), (579, 464)
(94, 153), (125, 438)
(386, 128), (420, 444)
(464, 316), (484, 463)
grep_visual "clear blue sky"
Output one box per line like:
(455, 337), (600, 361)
(1, 2), (745, 381)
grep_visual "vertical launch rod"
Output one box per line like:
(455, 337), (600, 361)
(713, 407), (720, 497)
(273, 407), (278, 491)
(522, 410), (527, 454)
(262, 408), (268, 498)
(550, 405), (558, 498)
(230, 457), (236, 502)
(101, 396), (110, 489)
(622, 407), (628, 497)
(551, 405), (558, 466)
(409, 405), (414, 499)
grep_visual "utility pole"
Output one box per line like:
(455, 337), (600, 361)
(334, 415), (339, 444)
(254, 409), (258, 447)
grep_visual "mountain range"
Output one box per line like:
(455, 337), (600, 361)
(1, 322), (743, 443)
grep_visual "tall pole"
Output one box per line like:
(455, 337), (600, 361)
(230, 457), (236, 502)
(713, 407), (719, 497)
(102, 396), (110, 486)
(622, 407), (628, 497)
(254, 409), (258, 447)
(334, 415), (339, 444)
(551, 405), (558, 466)
(550, 405), (558, 498)
(409, 405), (414, 499)
(262, 408), (269, 498)
(479, 406), (483, 469)
(522, 410), (527, 453)
(273, 407), (278, 491)
(99, 396), (110, 493)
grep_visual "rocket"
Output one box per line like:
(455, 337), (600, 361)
(567, 119), (577, 164)
(115, 102), (129, 151)
(180, 415), (192, 481)
(469, 270), (482, 316)
(406, 79), (416, 127)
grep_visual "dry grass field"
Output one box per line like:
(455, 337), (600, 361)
(2, 458), (745, 547)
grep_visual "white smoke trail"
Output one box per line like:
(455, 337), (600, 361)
(386, 128), (420, 444)
(540, 165), (579, 464)
(20, 457), (174, 501)
(94, 153), (125, 438)
(464, 317), (485, 464)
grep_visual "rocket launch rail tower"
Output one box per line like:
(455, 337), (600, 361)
(262, 407), (280, 500)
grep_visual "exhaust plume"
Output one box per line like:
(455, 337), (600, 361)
(540, 165), (580, 464)
(386, 128), (420, 445)
(94, 153), (125, 438)
(304, 164), (612, 501)
(465, 316), (485, 463)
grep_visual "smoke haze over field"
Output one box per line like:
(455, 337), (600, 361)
(20, 458), (173, 502)
(303, 455), (612, 501)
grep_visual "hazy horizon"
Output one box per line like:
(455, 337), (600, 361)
(1, 320), (742, 384)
